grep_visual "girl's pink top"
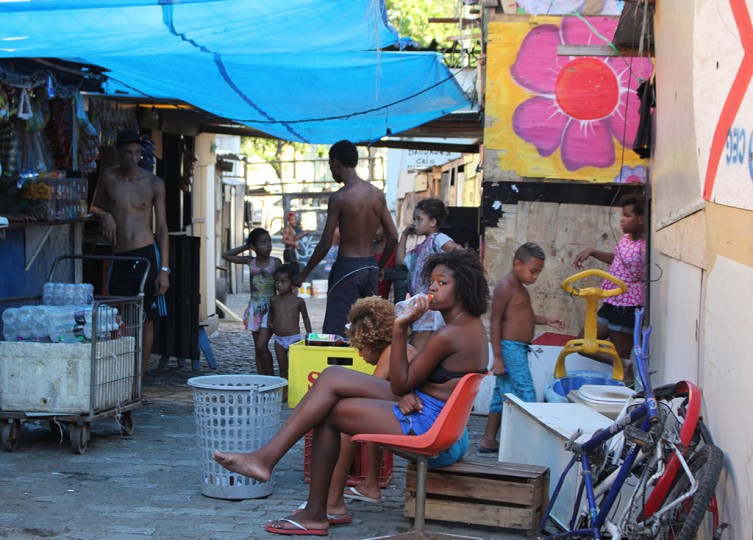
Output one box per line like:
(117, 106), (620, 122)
(603, 234), (646, 307)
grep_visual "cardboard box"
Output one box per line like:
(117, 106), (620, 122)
(288, 340), (375, 407)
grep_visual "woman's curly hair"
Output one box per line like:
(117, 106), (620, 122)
(345, 296), (396, 353)
(420, 249), (489, 317)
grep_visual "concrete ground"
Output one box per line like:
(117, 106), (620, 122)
(0, 286), (534, 540)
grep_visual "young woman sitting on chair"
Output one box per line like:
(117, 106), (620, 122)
(213, 249), (490, 536)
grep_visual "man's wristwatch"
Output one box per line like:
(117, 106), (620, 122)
(160, 266), (171, 274)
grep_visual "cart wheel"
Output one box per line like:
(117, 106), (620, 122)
(1, 420), (20, 452)
(119, 412), (135, 436)
(70, 423), (89, 454)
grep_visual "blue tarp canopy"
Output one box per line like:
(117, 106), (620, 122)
(0, 0), (469, 144)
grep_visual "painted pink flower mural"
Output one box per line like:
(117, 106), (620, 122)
(510, 17), (653, 171)
(614, 164), (646, 184)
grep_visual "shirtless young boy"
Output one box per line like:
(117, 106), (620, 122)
(293, 140), (398, 335)
(268, 263), (312, 400)
(89, 128), (169, 381)
(478, 242), (564, 453)
(281, 212), (309, 263)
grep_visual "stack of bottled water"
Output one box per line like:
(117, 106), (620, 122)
(42, 282), (94, 306)
(46, 304), (120, 343)
(3, 305), (49, 341)
(1, 282), (119, 343)
(2, 304), (119, 343)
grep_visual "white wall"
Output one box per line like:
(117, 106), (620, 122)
(648, 254), (702, 386)
(701, 255), (753, 535)
(214, 135), (245, 296)
(651, 0), (753, 535)
(193, 133), (217, 327)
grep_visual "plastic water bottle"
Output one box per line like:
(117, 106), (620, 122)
(71, 306), (90, 341)
(108, 307), (120, 331)
(72, 283), (94, 305)
(63, 283), (75, 305)
(2, 308), (19, 341)
(72, 284), (85, 305)
(93, 305), (116, 339)
(42, 282), (55, 305)
(44, 283), (94, 306)
(16, 306), (34, 340)
(52, 283), (65, 305)
(30, 305), (49, 339)
(47, 306), (68, 342)
(83, 283), (94, 304)
(394, 293), (433, 318)
(95, 305), (108, 339)
(48, 305), (92, 343)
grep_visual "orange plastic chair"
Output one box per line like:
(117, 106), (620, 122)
(352, 372), (488, 537)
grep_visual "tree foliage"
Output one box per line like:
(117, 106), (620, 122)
(385, 0), (458, 49)
(240, 137), (314, 179)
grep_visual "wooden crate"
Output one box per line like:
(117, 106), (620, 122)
(404, 458), (549, 538)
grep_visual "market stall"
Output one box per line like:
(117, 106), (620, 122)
(0, 62), (141, 298)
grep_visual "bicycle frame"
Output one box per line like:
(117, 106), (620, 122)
(643, 380), (701, 517)
(536, 308), (703, 539)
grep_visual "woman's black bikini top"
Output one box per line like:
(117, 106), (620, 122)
(426, 363), (487, 384)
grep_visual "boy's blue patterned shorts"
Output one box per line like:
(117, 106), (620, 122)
(489, 339), (535, 414)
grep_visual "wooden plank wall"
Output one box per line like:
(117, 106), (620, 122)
(482, 182), (645, 335)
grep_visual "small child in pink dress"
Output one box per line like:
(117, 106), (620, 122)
(222, 228), (282, 375)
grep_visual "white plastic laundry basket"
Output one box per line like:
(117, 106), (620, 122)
(187, 374), (287, 499)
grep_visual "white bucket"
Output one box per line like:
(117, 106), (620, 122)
(298, 282), (312, 298)
(312, 279), (328, 299)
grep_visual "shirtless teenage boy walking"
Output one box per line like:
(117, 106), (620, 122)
(293, 140), (398, 336)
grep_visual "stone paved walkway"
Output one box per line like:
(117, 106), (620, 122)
(0, 288), (534, 540)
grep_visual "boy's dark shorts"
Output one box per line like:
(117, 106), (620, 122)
(108, 244), (159, 321)
(283, 247), (298, 263)
(597, 303), (639, 334)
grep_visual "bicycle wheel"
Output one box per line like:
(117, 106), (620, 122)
(656, 444), (724, 540)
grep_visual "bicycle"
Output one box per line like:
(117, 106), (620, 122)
(536, 307), (726, 539)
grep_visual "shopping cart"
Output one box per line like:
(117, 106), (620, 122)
(0, 254), (147, 454)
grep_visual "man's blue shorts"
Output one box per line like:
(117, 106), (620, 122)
(322, 256), (378, 335)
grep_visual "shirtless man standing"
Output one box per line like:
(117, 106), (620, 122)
(90, 128), (169, 381)
(293, 140), (398, 335)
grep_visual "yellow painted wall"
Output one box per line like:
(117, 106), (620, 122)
(485, 15), (652, 181)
